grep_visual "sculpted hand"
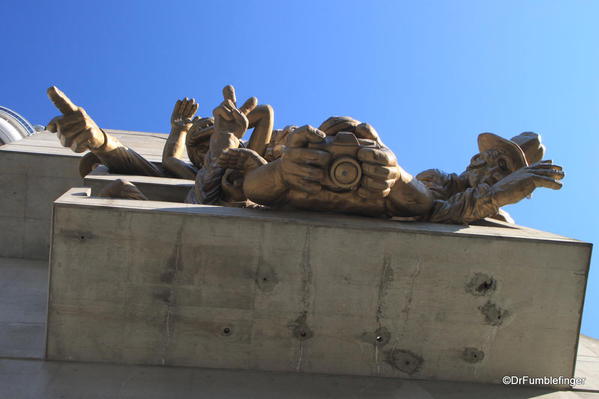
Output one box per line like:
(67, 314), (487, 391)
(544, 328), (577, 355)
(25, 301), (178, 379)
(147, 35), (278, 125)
(46, 86), (106, 153)
(171, 97), (198, 129)
(279, 125), (331, 194)
(491, 160), (565, 206)
(213, 85), (258, 138)
(218, 148), (267, 172)
(357, 146), (399, 199)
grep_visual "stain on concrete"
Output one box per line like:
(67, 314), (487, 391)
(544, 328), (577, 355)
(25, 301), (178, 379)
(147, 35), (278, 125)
(384, 349), (423, 375)
(479, 301), (509, 326)
(300, 228), (313, 311)
(288, 311), (314, 341)
(462, 347), (485, 363)
(376, 256), (393, 324)
(255, 262), (279, 293)
(160, 228), (184, 284)
(466, 273), (497, 296)
(360, 326), (391, 347)
(160, 223), (184, 365)
(400, 260), (421, 324)
(153, 287), (174, 304)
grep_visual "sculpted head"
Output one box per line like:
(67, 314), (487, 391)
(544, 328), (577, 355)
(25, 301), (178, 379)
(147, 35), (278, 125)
(464, 132), (545, 187)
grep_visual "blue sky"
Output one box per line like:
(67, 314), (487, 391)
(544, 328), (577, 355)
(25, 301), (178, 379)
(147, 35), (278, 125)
(2, 1), (598, 336)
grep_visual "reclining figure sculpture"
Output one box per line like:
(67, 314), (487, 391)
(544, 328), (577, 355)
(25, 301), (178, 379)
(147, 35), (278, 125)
(46, 85), (564, 225)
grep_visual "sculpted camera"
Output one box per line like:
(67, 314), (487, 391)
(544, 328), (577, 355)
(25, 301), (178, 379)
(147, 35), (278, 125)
(308, 132), (379, 192)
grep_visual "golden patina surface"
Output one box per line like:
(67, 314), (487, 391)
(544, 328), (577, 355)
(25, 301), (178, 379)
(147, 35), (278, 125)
(46, 85), (564, 224)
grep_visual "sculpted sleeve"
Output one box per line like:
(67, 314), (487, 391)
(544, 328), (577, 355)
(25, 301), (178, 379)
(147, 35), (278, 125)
(93, 132), (165, 177)
(416, 169), (465, 200)
(426, 183), (499, 224)
(416, 168), (502, 224)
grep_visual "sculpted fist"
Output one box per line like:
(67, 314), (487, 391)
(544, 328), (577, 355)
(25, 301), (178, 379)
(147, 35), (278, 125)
(171, 97), (198, 129)
(356, 146), (399, 199)
(490, 160), (565, 206)
(213, 85), (258, 138)
(46, 86), (105, 153)
(279, 125), (331, 194)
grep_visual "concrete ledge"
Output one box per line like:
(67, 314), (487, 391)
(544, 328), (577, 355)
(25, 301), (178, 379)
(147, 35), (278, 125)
(46, 188), (592, 386)
(84, 165), (194, 202)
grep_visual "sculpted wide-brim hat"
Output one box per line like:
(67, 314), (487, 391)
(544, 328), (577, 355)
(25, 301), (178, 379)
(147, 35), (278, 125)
(477, 133), (528, 170)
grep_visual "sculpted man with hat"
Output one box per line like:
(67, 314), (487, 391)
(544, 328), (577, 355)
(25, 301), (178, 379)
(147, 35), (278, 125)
(413, 131), (561, 224)
(45, 85), (564, 225)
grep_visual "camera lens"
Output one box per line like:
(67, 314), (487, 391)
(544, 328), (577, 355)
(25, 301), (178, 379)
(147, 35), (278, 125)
(330, 157), (362, 189)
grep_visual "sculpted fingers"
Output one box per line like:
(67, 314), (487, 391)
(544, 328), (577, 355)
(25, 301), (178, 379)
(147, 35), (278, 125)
(69, 129), (95, 153)
(355, 123), (380, 141)
(282, 162), (325, 181)
(213, 105), (233, 121)
(284, 147), (331, 166)
(46, 116), (61, 133)
(357, 147), (396, 166)
(172, 99), (182, 117)
(239, 97), (258, 115)
(218, 148), (244, 169)
(286, 125), (326, 147)
(357, 175), (394, 199)
(190, 100), (199, 117)
(361, 162), (398, 180)
(47, 86), (78, 114)
(223, 85), (236, 104)
(529, 168), (565, 180)
(185, 98), (198, 118)
(532, 175), (563, 190)
(529, 160), (563, 172)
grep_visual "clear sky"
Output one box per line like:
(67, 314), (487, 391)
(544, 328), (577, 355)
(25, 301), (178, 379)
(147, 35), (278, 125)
(2, 1), (597, 336)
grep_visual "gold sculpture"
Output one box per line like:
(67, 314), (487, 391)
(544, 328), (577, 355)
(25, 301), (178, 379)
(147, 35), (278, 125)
(46, 85), (564, 225)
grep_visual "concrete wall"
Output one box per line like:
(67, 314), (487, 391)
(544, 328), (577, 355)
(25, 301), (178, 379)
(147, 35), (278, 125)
(0, 151), (81, 259)
(0, 130), (168, 260)
(46, 188), (592, 386)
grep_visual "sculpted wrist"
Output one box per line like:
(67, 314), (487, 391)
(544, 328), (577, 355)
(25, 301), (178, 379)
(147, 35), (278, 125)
(92, 129), (123, 153)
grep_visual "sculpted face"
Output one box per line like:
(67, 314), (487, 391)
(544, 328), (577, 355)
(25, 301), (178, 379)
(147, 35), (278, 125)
(466, 149), (518, 187)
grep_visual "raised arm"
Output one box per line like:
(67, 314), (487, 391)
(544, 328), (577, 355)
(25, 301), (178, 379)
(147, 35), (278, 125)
(193, 85), (258, 204)
(161, 97), (199, 179)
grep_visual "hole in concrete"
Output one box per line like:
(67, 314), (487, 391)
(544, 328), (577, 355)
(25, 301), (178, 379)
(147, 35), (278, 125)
(80, 235), (85, 240)
(477, 279), (494, 293)
(361, 327), (390, 347)
(289, 312), (313, 341)
(255, 266), (279, 293)
(466, 273), (497, 296)
(479, 301), (508, 326)
(462, 347), (485, 363)
(222, 327), (232, 336)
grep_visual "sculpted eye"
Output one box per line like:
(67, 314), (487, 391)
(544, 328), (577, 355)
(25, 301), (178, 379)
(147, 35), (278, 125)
(498, 158), (508, 172)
